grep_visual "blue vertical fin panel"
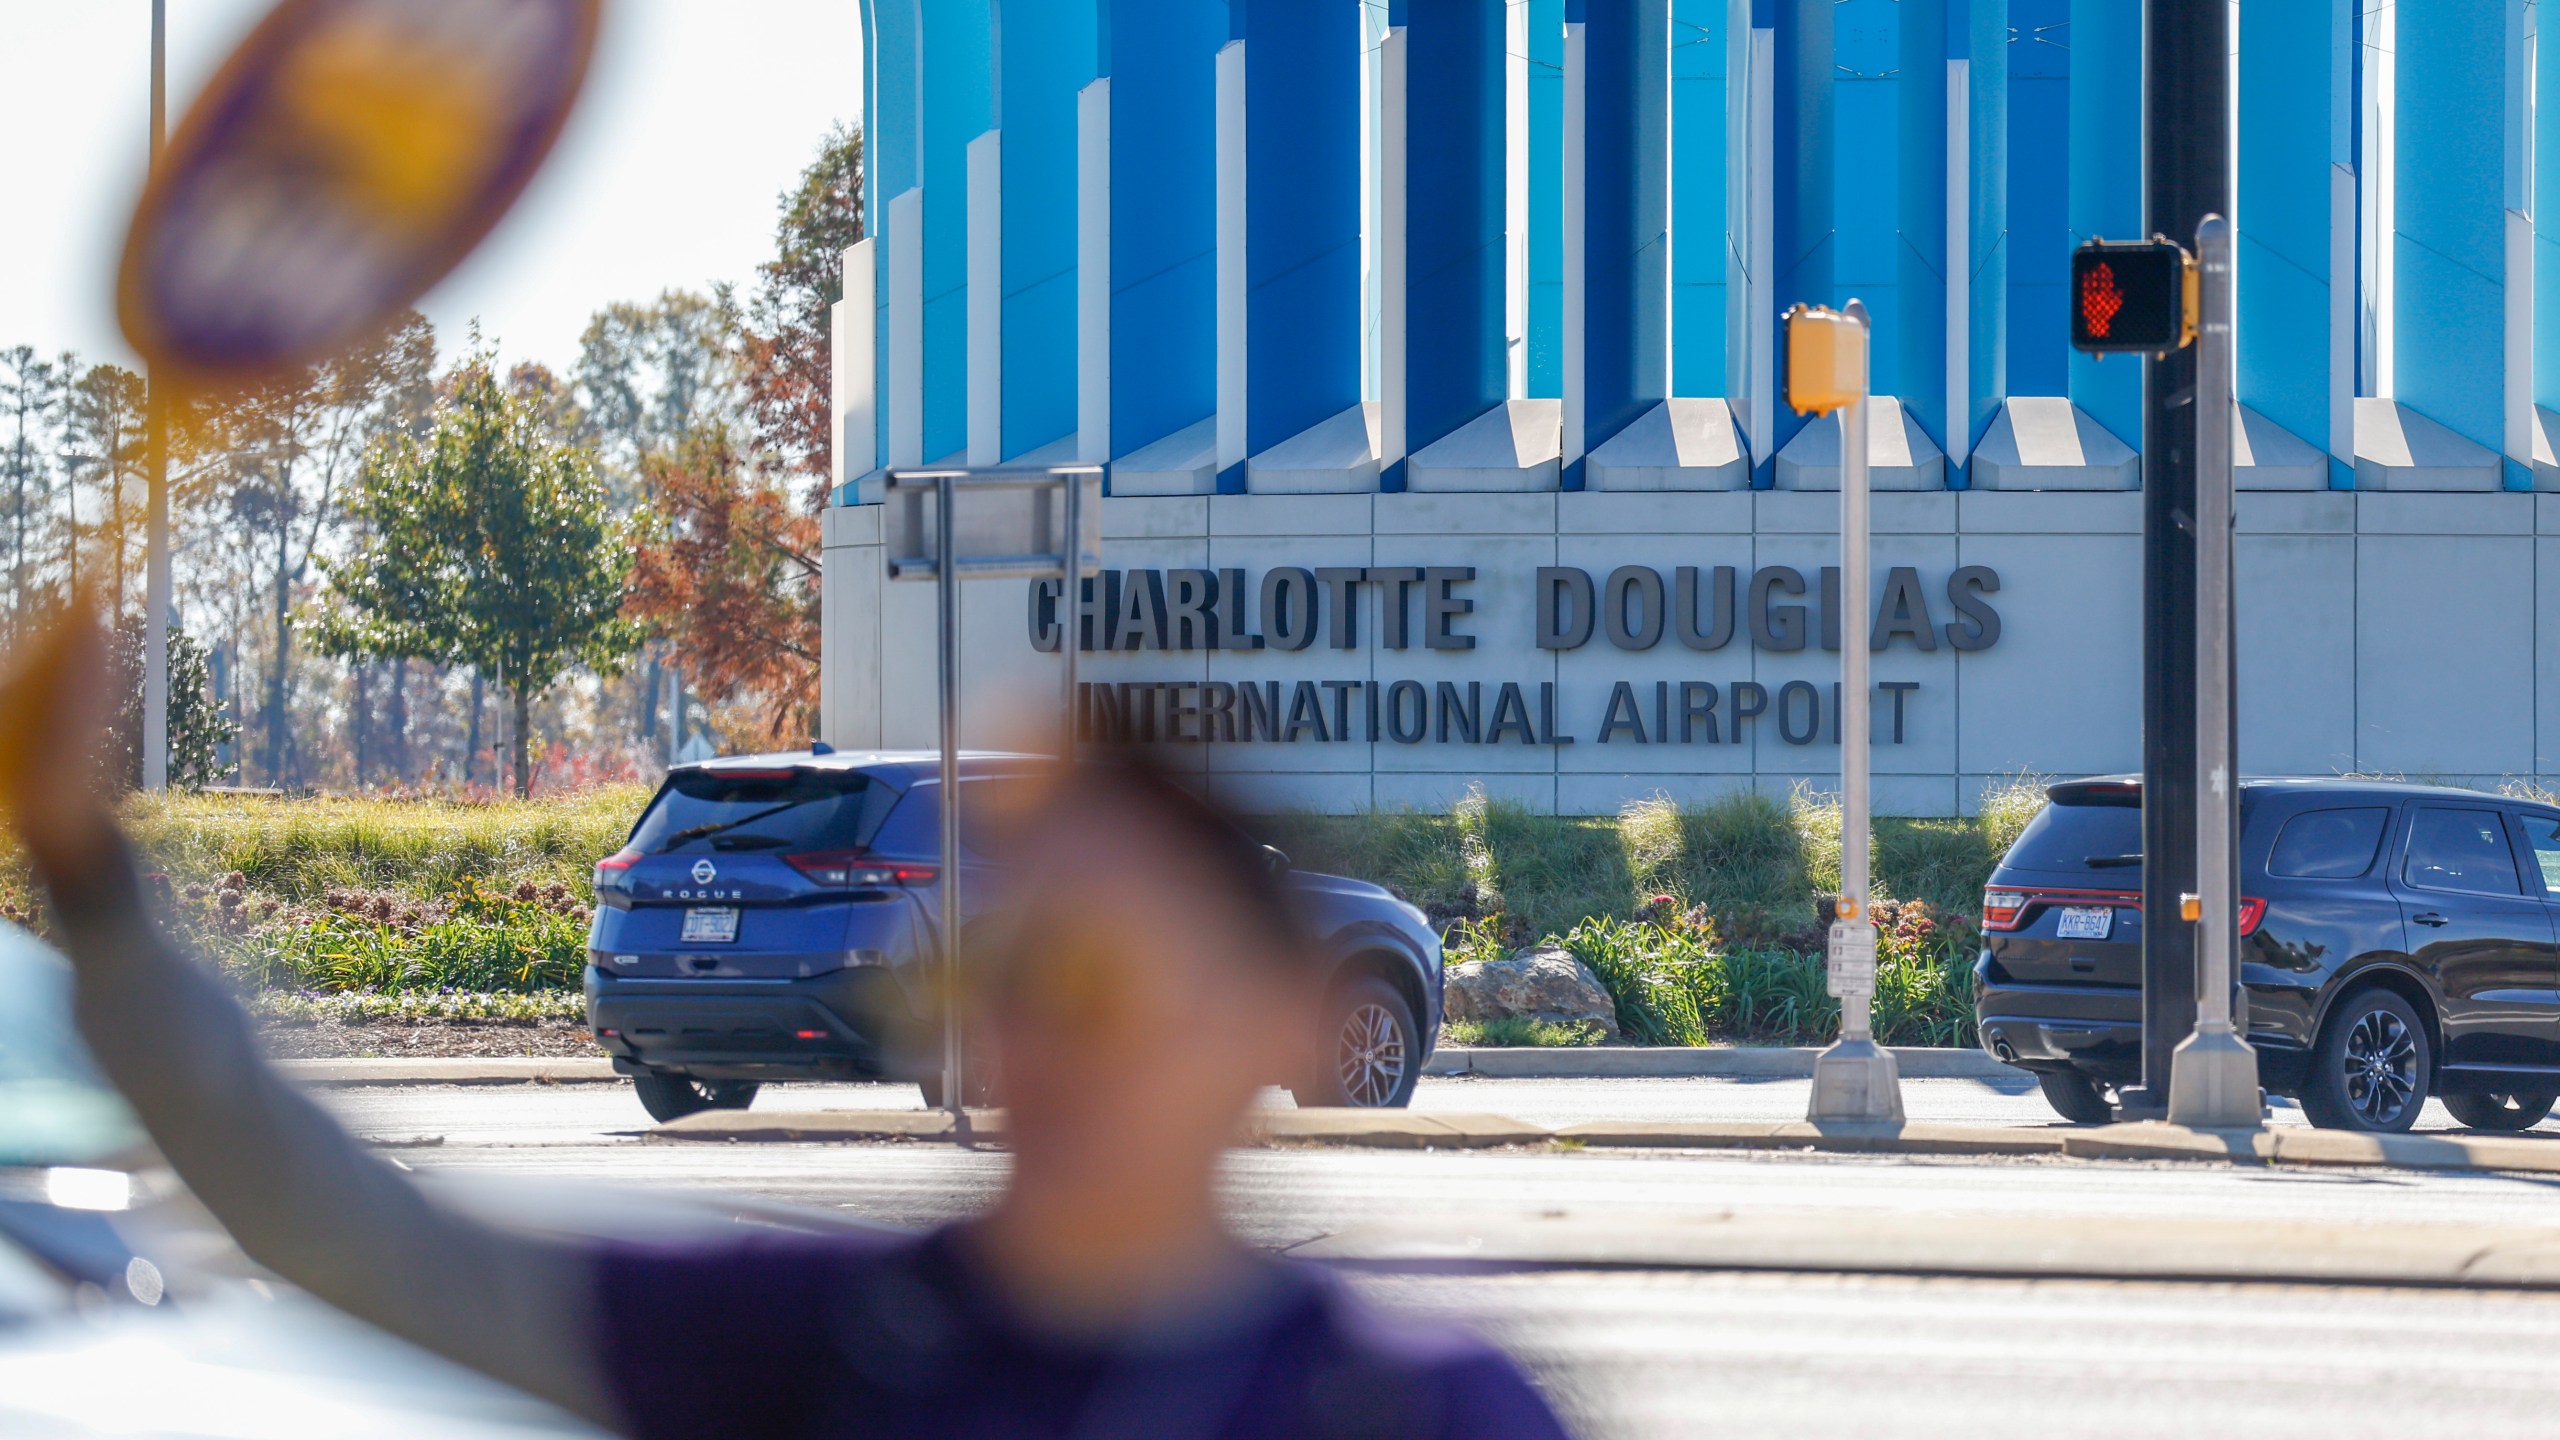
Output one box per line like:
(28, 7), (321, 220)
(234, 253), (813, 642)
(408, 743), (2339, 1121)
(1403, 0), (1509, 456)
(998, 1), (1097, 458)
(1239, 0), (1363, 458)
(1765, 0), (1834, 478)
(862, 0), (921, 477)
(1896, 0), (1951, 450)
(1671, 0), (1727, 397)
(2065, 0), (2139, 452)
(2393, 1), (2508, 473)
(1961, 0), (2007, 465)
(1107, 0), (1223, 461)
(1528, 0), (1566, 397)
(2005, 0), (2068, 400)
(1579, 0), (1672, 486)
(2236, 0), (2338, 482)
(919, 1), (993, 464)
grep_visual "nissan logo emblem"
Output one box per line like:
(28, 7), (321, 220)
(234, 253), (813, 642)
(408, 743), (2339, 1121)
(691, 859), (718, 885)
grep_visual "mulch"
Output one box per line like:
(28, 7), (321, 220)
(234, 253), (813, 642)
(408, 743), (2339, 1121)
(256, 1017), (604, 1059)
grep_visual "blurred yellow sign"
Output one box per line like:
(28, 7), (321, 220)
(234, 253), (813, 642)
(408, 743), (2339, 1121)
(118, 0), (602, 387)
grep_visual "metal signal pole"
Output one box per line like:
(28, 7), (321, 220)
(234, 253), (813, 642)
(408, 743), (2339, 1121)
(143, 0), (172, 791)
(2121, 0), (2227, 1121)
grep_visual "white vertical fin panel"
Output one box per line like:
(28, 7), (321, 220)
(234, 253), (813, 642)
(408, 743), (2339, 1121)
(966, 130), (1003, 465)
(1561, 20), (1586, 468)
(1945, 58), (1970, 467)
(887, 188), (925, 467)
(1216, 40), (1248, 474)
(837, 238), (878, 494)
(1381, 24), (1408, 470)
(1748, 25), (1774, 466)
(1077, 79), (1110, 465)
(2509, 208), (2533, 468)
(1507, 0), (1530, 398)
(2330, 163), (2354, 466)
(2360, 0), (2394, 396)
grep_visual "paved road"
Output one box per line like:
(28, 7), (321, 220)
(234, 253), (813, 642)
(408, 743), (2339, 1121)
(326, 1077), (2560, 1437)
(320, 1068), (2536, 1147)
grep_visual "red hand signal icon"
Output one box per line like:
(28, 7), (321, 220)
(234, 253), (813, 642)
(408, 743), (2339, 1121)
(2080, 261), (2123, 339)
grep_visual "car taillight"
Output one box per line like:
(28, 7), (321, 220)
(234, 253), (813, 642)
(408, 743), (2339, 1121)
(784, 850), (939, 888)
(1982, 888), (2028, 931)
(593, 848), (640, 893)
(2238, 896), (2266, 937)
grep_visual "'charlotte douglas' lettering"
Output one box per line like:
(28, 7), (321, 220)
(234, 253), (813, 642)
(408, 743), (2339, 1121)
(1029, 564), (2000, 654)
(1024, 564), (2001, 748)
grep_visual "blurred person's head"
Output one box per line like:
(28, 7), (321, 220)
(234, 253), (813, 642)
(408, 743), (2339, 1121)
(969, 755), (1318, 1245)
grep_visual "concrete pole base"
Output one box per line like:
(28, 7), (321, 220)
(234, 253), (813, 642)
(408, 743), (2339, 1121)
(1808, 1037), (1906, 1124)
(2165, 1024), (2264, 1130)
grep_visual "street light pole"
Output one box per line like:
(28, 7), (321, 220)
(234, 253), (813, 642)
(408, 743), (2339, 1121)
(143, 0), (171, 792)
(1806, 297), (1903, 1127)
(2165, 215), (2260, 1129)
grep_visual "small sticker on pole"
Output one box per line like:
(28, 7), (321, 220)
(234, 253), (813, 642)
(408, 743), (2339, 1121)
(118, 0), (603, 387)
(1826, 919), (1877, 1001)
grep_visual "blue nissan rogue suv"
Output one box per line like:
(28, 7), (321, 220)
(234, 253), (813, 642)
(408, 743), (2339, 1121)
(1976, 776), (2560, 1132)
(585, 750), (1445, 1120)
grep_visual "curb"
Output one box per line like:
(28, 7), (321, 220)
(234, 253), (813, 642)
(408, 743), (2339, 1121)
(1422, 1045), (2022, 1081)
(277, 1058), (622, 1087)
(2063, 1119), (2560, 1174)
(650, 1110), (1555, 1150)
(648, 1108), (2560, 1178)
(1555, 1119), (2067, 1156)
(1289, 1209), (2560, 1293)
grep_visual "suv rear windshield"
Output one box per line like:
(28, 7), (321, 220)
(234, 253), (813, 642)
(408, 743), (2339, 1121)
(2003, 795), (2144, 878)
(628, 771), (900, 855)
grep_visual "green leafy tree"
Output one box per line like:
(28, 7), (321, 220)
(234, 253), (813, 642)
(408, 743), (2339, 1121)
(315, 360), (637, 797)
(109, 617), (239, 791)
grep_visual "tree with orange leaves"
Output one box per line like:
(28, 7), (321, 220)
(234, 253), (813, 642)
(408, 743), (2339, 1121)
(623, 427), (819, 744)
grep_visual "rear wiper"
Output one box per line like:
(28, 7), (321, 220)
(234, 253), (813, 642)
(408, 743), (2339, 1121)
(657, 801), (805, 849)
(2084, 854), (2143, 867)
(709, 833), (792, 852)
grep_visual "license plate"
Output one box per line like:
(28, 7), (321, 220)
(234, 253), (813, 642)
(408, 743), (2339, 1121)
(2055, 906), (2113, 940)
(680, 907), (740, 944)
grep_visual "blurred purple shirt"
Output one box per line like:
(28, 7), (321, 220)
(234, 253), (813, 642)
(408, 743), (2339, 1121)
(595, 1226), (1572, 1440)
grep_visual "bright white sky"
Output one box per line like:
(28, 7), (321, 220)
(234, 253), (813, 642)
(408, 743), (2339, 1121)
(0, 0), (865, 376)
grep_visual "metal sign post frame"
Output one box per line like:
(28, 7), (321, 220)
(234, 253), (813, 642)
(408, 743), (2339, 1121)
(1806, 298), (1905, 1126)
(2164, 216), (2262, 1129)
(883, 464), (1102, 1122)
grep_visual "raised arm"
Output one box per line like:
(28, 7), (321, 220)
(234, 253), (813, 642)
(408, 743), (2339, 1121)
(1, 617), (618, 1430)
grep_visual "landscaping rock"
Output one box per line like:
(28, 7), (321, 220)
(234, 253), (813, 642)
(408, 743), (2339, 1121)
(1444, 946), (1619, 1036)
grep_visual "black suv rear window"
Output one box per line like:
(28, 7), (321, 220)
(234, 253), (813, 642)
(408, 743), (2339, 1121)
(2002, 797), (2144, 878)
(2266, 807), (2389, 879)
(628, 771), (899, 855)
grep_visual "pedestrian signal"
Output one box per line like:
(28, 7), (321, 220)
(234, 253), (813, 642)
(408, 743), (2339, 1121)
(1784, 304), (1868, 417)
(2069, 239), (2191, 355)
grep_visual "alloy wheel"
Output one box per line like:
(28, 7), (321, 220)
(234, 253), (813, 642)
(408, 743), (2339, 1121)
(1335, 1001), (1409, 1108)
(2341, 1006), (2420, 1128)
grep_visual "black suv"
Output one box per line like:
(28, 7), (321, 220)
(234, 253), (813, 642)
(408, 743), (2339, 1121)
(1975, 777), (2560, 1132)
(585, 751), (1446, 1119)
